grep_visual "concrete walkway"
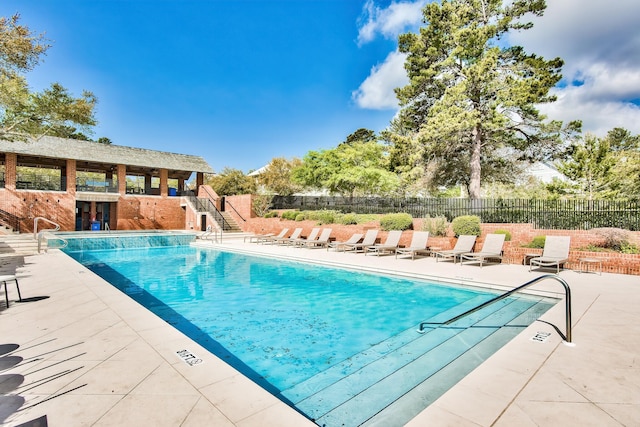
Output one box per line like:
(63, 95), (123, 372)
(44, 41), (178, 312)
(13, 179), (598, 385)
(1, 236), (638, 426)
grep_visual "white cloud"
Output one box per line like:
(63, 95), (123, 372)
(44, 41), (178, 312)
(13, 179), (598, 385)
(357, 0), (427, 45)
(353, 0), (425, 109)
(355, 0), (640, 136)
(540, 86), (640, 136)
(509, 0), (640, 136)
(352, 50), (408, 110)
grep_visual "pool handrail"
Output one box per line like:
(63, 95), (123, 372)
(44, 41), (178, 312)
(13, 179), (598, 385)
(417, 274), (573, 343)
(34, 217), (68, 253)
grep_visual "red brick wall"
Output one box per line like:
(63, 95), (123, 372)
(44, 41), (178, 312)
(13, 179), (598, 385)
(116, 195), (185, 230)
(225, 194), (254, 222)
(0, 189), (189, 232)
(0, 188), (75, 232)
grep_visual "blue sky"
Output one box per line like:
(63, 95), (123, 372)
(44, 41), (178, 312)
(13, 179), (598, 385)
(3, 1), (640, 174)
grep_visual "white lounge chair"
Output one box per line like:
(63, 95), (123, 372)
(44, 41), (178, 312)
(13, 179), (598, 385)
(301, 228), (332, 248)
(365, 230), (403, 256)
(433, 235), (477, 263)
(290, 227), (320, 246)
(343, 229), (379, 253)
(396, 231), (430, 260)
(245, 228), (285, 243)
(460, 233), (506, 267)
(327, 233), (363, 252)
(529, 236), (571, 273)
(270, 227), (303, 245)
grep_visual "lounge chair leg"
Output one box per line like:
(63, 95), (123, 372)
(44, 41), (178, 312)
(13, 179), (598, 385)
(1, 277), (21, 306)
(16, 278), (22, 301)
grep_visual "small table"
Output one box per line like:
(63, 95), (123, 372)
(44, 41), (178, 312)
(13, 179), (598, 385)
(428, 247), (442, 257)
(578, 257), (603, 275)
(523, 253), (539, 266)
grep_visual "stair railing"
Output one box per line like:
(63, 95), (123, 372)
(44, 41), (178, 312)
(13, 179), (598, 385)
(190, 187), (233, 231)
(199, 185), (219, 204)
(224, 200), (246, 222)
(0, 208), (22, 233)
(417, 274), (573, 344)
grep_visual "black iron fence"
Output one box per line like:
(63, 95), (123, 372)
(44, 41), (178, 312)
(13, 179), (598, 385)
(270, 196), (640, 230)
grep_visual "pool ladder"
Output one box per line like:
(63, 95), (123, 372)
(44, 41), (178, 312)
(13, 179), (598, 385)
(417, 274), (573, 344)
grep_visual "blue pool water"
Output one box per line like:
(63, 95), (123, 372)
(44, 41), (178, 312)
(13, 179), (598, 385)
(64, 238), (556, 426)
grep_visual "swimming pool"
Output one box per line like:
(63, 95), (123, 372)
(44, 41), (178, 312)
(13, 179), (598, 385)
(64, 238), (556, 426)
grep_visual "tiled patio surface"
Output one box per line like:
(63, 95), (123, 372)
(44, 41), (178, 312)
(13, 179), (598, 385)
(1, 234), (638, 426)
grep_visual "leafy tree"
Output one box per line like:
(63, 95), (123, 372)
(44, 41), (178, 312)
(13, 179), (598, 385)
(0, 14), (99, 140)
(393, 0), (581, 199)
(206, 167), (256, 196)
(603, 128), (640, 199)
(556, 133), (614, 199)
(256, 157), (303, 196)
(556, 128), (640, 199)
(292, 128), (400, 196)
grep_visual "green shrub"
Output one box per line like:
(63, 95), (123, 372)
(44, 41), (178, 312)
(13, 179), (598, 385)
(281, 210), (299, 220)
(492, 229), (512, 241)
(524, 235), (546, 249)
(451, 215), (481, 237)
(337, 212), (358, 225)
(380, 213), (413, 231)
(353, 213), (380, 224)
(307, 210), (337, 225)
(294, 213), (306, 221)
(263, 211), (278, 218)
(620, 241), (640, 254)
(421, 215), (449, 236)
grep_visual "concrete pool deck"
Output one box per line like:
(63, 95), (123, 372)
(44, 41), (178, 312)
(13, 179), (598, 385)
(1, 235), (638, 426)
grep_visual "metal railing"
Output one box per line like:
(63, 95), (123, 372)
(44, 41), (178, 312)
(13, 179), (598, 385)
(198, 225), (222, 243)
(183, 193), (232, 231)
(225, 200), (246, 222)
(270, 196), (640, 230)
(0, 208), (21, 232)
(75, 178), (118, 193)
(16, 174), (66, 191)
(33, 217), (68, 253)
(199, 185), (218, 203)
(417, 274), (573, 343)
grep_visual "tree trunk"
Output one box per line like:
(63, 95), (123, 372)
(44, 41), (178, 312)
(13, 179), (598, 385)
(469, 125), (482, 199)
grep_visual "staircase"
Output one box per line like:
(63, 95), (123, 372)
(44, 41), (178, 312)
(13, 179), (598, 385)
(0, 234), (41, 257)
(220, 211), (242, 232)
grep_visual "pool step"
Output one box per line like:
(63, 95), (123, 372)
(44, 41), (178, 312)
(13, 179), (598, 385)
(280, 295), (510, 403)
(362, 299), (553, 426)
(282, 296), (550, 426)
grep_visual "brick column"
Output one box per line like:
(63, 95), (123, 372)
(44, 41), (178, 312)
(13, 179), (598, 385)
(66, 159), (76, 194)
(160, 168), (168, 197)
(117, 164), (126, 195)
(5, 153), (16, 190)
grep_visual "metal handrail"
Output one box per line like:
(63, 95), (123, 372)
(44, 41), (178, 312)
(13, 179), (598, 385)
(33, 217), (68, 253)
(417, 274), (573, 343)
(199, 225), (222, 243)
(33, 217), (60, 239)
(189, 189), (233, 231)
(38, 232), (68, 253)
(199, 185), (219, 203)
(0, 208), (22, 232)
(224, 200), (246, 222)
